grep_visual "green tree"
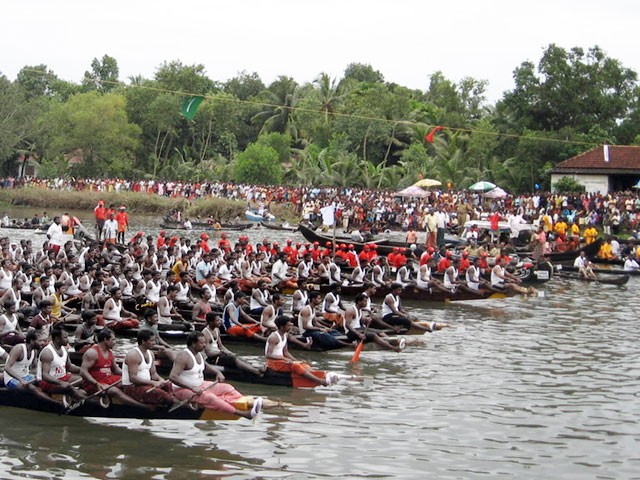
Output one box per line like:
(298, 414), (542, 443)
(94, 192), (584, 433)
(251, 76), (300, 138)
(154, 61), (216, 94)
(233, 143), (283, 185)
(257, 132), (292, 164)
(41, 92), (141, 176)
(224, 71), (265, 100)
(82, 55), (120, 93)
(342, 63), (385, 84)
(500, 44), (637, 134)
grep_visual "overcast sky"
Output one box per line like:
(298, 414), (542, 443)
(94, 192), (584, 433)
(3, 0), (639, 103)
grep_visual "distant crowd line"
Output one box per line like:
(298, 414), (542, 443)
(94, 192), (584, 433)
(3, 177), (640, 233)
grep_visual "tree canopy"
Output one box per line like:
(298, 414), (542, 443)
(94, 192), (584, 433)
(1, 45), (639, 192)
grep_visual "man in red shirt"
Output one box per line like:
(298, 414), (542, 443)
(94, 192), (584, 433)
(114, 206), (129, 244)
(80, 328), (150, 408)
(94, 201), (107, 241)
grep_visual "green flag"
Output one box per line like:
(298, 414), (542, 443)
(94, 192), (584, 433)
(180, 96), (204, 120)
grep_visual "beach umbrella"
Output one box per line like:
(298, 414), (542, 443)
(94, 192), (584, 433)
(396, 185), (428, 198)
(469, 181), (497, 191)
(482, 187), (508, 199)
(413, 178), (442, 188)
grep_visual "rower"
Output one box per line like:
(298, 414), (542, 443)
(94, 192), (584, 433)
(29, 299), (54, 340)
(260, 293), (286, 334)
(491, 257), (536, 294)
(0, 301), (25, 346)
(265, 315), (338, 387)
(344, 293), (403, 352)
(465, 257), (489, 292)
(249, 280), (271, 316)
(291, 278), (310, 316)
(223, 292), (266, 341)
(442, 258), (462, 292)
(73, 310), (98, 353)
(578, 258), (598, 280)
(202, 312), (266, 377)
(321, 284), (347, 328)
(37, 328), (85, 402)
(157, 285), (187, 327)
(121, 329), (175, 407)
(103, 287), (140, 332)
(299, 291), (353, 349)
(79, 328), (152, 409)
(381, 283), (434, 333)
(169, 331), (264, 419)
(138, 309), (176, 361)
(3, 330), (58, 405)
(191, 288), (213, 323)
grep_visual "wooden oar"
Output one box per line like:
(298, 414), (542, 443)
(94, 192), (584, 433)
(65, 379), (122, 413)
(350, 322), (370, 363)
(168, 381), (218, 413)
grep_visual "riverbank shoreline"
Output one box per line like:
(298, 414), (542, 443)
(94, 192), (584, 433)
(0, 188), (299, 223)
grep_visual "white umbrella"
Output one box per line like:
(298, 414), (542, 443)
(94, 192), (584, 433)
(482, 187), (508, 199)
(469, 181), (497, 191)
(396, 185), (428, 198)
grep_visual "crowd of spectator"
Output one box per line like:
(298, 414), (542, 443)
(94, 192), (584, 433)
(2, 177), (640, 234)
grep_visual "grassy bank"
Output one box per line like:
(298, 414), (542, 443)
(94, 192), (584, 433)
(0, 188), (299, 222)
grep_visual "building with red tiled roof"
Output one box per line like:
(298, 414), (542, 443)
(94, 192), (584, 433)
(551, 145), (640, 193)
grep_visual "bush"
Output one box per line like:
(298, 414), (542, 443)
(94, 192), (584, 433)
(553, 176), (585, 193)
(233, 143), (283, 185)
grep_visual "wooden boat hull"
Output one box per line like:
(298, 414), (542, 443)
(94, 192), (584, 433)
(556, 272), (630, 285)
(0, 387), (240, 420)
(304, 282), (514, 302)
(260, 222), (298, 232)
(159, 222), (254, 232)
(557, 265), (640, 276)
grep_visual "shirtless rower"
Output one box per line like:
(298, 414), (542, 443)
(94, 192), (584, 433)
(169, 331), (265, 419)
(266, 315), (338, 387)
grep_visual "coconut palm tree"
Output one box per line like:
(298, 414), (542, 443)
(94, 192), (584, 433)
(251, 76), (300, 139)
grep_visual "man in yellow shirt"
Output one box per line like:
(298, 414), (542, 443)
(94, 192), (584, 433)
(597, 239), (614, 260)
(554, 218), (568, 240)
(584, 226), (599, 245)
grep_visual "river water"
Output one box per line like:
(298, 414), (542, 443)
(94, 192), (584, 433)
(0, 209), (638, 479)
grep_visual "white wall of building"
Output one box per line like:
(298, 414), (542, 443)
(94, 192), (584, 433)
(551, 173), (610, 193)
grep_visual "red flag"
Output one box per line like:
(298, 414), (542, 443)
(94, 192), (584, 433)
(425, 126), (444, 143)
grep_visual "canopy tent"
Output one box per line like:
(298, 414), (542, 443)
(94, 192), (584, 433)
(413, 178), (442, 188)
(396, 185), (428, 198)
(482, 187), (508, 199)
(469, 180), (497, 191)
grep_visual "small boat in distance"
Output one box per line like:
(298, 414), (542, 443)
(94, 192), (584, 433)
(246, 210), (275, 222)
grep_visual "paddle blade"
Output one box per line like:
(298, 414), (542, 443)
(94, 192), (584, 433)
(350, 341), (365, 363)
